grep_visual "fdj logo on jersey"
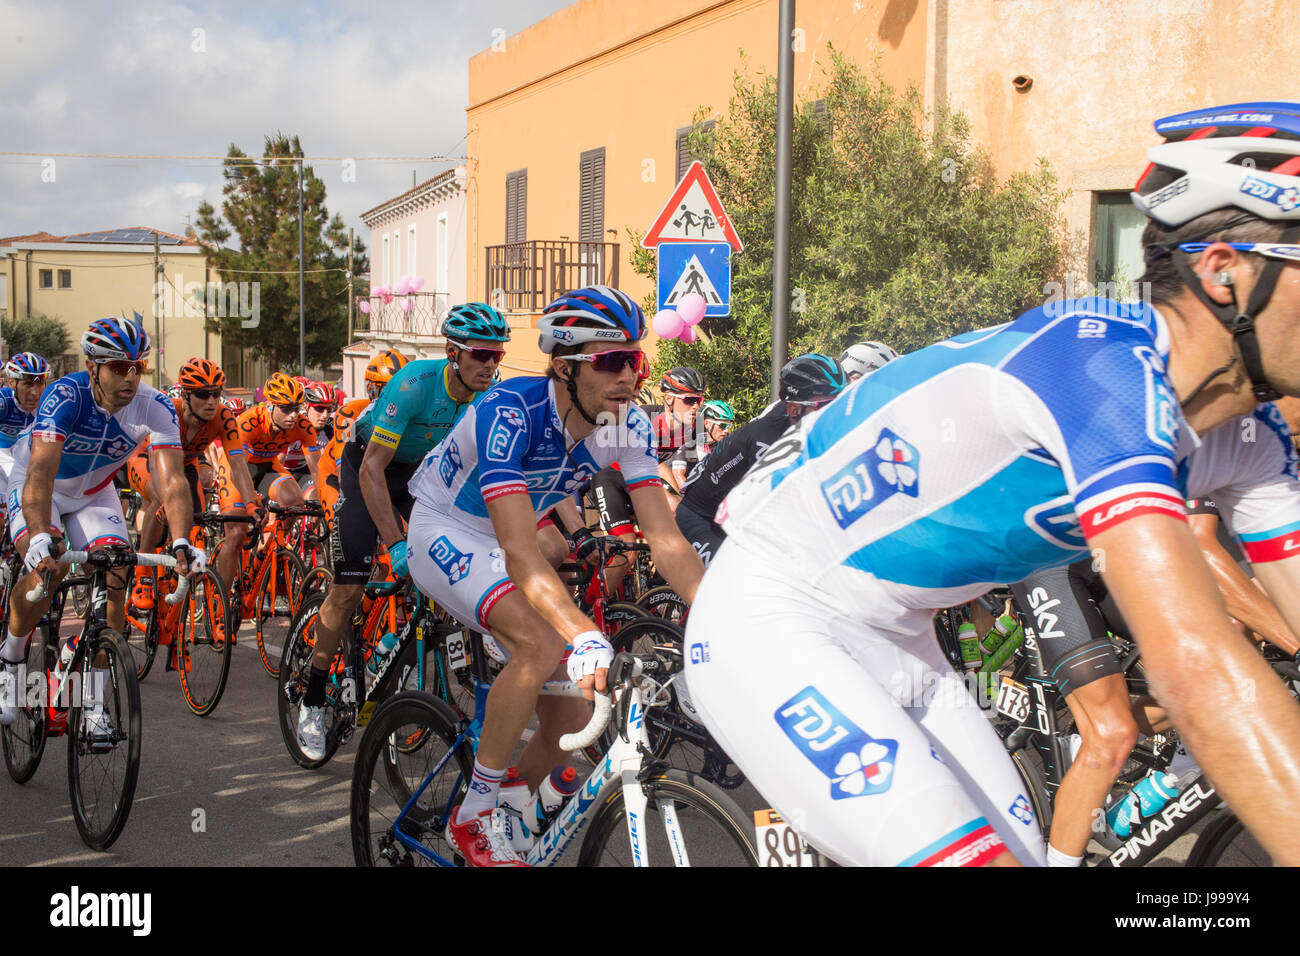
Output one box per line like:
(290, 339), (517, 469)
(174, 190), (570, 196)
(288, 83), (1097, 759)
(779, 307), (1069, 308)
(438, 439), (462, 486)
(819, 428), (919, 529)
(429, 535), (472, 584)
(1024, 496), (1085, 549)
(775, 687), (898, 799)
(485, 407), (525, 462)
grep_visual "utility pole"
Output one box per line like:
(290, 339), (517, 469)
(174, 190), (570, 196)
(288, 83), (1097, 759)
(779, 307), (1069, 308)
(298, 158), (306, 375)
(346, 228), (354, 345)
(153, 232), (163, 388)
(770, 0), (795, 400)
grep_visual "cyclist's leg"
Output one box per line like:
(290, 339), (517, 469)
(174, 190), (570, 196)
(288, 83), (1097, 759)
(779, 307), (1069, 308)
(673, 503), (724, 567)
(63, 484), (133, 633)
(4, 483), (73, 652)
(685, 546), (1043, 867)
(209, 444), (250, 587)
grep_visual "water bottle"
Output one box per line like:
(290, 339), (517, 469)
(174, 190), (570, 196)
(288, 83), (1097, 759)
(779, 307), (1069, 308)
(496, 767), (534, 854)
(53, 634), (78, 685)
(957, 622), (982, 671)
(525, 766), (580, 834)
(980, 619), (1026, 673)
(980, 614), (1022, 656)
(366, 632), (399, 678)
(1106, 772), (1180, 838)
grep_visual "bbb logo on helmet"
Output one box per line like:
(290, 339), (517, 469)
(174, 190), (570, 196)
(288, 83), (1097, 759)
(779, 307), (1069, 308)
(593, 329), (624, 339)
(1144, 177), (1189, 209)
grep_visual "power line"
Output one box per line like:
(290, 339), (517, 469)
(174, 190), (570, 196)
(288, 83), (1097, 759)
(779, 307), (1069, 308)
(0, 151), (465, 163)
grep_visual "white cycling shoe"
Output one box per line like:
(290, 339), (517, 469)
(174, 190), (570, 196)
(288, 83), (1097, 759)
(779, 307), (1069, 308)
(297, 705), (326, 760)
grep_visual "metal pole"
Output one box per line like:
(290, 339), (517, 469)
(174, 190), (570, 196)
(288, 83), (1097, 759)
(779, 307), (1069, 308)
(770, 0), (795, 400)
(299, 158), (306, 374)
(346, 227), (354, 344)
(153, 232), (162, 388)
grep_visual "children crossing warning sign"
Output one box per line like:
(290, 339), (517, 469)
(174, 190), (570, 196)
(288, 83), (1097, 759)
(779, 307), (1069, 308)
(641, 161), (744, 251)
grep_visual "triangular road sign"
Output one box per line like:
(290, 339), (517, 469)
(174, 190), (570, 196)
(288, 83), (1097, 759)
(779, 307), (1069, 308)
(642, 160), (744, 252)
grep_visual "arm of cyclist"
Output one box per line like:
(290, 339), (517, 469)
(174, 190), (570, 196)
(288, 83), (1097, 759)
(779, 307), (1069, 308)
(20, 435), (62, 574)
(1096, 512), (1300, 865)
(356, 439), (407, 572)
(628, 481), (705, 603)
(305, 447), (321, 491)
(488, 489), (608, 694)
(1189, 511), (1300, 654)
(151, 445), (196, 575)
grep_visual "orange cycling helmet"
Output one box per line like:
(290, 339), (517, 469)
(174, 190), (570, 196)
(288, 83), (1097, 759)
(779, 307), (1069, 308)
(264, 371), (305, 405)
(178, 357), (226, 391)
(365, 349), (409, 386)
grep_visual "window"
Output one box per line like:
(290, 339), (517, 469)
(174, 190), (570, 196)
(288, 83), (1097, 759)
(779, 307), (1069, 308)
(436, 213), (449, 316)
(392, 231), (401, 278)
(675, 120), (715, 182)
(1093, 192), (1147, 297)
(408, 225), (417, 278)
(505, 169), (527, 244)
(58, 269), (71, 289)
(39, 269), (53, 289)
(579, 148), (606, 243)
(382, 235), (390, 287)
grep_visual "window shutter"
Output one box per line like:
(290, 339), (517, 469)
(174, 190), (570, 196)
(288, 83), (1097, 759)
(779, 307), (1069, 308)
(675, 120), (716, 182)
(579, 148), (605, 242)
(505, 169), (527, 244)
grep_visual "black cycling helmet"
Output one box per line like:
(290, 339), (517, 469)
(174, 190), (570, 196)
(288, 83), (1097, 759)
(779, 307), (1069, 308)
(661, 366), (705, 395)
(780, 353), (848, 403)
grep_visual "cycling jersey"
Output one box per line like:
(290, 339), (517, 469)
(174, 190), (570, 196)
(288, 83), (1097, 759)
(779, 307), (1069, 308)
(281, 420), (328, 474)
(319, 397), (369, 518)
(0, 387), (35, 449)
(237, 405), (316, 464)
(678, 403), (792, 524)
(354, 360), (480, 465)
(653, 411), (690, 462)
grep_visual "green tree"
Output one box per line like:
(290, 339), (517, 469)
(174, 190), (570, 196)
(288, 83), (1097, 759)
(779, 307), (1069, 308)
(1, 314), (72, 361)
(192, 133), (367, 371)
(632, 52), (1066, 420)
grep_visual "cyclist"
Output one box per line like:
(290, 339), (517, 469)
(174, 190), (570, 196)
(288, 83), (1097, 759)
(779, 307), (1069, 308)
(404, 285), (706, 865)
(295, 305), (508, 760)
(0, 352), (50, 508)
(282, 381), (337, 498)
(127, 357), (258, 611)
(316, 353), (405, 524)
(675, 354), (847, 566)
(0, 318), (200, 725)
(839, 341), (900, 381)
(660, 398), (735, 499)
(236, 373), (318, 509)
(684, 102), (1300, 866)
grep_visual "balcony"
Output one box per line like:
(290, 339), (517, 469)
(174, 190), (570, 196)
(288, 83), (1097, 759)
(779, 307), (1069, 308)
(355, 291), (449, 339)
(484, 240), (619, 313)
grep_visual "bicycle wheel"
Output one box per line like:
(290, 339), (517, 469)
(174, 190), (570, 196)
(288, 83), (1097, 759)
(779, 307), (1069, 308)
(576, 768), (758, 866)
(1009, 745), (1051, 844)
(277, 593), (345, 769)
(178, 569), (232, 717)
(69, 570), (91, 619)
(121, 572), (158, 681)
(351, 691), (472, 867)
(301, 564), (333, 600)
(67, 628), (142, 851)
(1186, 811), (1271, 866)
(2, 628), (48, 784)
(636, 585), (689, 626)
(256, 548), (306, 678)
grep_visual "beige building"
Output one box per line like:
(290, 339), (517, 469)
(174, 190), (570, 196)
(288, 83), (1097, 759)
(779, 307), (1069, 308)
(0, 226), (258, 387)
(467, 0), (1300, 373)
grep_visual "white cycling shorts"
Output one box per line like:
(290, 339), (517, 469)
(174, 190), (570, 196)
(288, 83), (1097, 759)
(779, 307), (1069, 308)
(0, 447), (13, 510)
(683, 541), (1047, 867)
(407, 502), (518, 636)
(6, 465), (130, 551)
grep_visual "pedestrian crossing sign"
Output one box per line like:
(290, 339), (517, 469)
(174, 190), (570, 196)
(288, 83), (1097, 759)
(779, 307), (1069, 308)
(657, 241), (731, 316)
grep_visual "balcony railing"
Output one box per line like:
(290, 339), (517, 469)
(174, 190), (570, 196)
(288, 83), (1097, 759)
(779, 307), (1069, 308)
(355, 291), (449, 338)
(485, 240), (619, 313)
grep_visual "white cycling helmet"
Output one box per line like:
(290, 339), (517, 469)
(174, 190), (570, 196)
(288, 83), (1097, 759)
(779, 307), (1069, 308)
(839, 341), (899, 379)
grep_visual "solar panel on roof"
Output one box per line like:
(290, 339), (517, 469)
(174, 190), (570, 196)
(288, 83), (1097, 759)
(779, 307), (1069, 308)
(74, 228), (181, 244)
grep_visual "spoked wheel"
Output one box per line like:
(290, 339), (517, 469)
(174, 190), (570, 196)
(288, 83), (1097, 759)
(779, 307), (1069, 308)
(351, 691), (471, 867)
(1, 629), (48, 784)
(256, 548), (306, 679)
(177, 569), (232, 717)
(1186, 811), (1271, 866)
(277, 594), (344, 769)
(67, 629), (142, 851)
(121, 585), (158, 683)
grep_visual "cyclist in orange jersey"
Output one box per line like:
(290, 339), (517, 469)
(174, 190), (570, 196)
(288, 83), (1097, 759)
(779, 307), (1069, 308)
(236, 373), (318, 509)
(318, 351), (406, 520)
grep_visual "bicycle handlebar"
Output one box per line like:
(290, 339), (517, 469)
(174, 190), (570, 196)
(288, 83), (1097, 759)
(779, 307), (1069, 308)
(267, 501), (326, 518)
(25, 551), (189, 605)
(558, 692), (613, 752)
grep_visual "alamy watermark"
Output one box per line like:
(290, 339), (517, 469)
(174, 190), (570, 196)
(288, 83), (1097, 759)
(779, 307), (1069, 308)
(151, 274), (260, 328)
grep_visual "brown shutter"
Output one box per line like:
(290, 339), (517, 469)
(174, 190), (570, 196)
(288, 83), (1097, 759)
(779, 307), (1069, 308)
(579, 148), (605, 242)
(675, 120), (716, 182)
(505, 169), (527, 244)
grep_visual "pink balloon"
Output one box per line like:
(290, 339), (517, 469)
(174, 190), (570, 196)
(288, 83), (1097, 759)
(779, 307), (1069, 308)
(653, 309), (684, 339)
(381, 292), (394, 305)
(407, 276), (425, 292)
(394, 276), (411, 296)
(358, 299), (371, 314)
(677, 292), (706, 326)
(401, 297), (414, 313)
(679, 325), (698, 344)
(374, 285), (390, 297)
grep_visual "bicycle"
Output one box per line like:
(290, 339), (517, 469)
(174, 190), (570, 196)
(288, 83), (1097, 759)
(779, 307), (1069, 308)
(0, 545), (187, 849)
(350, 633), (759, 867)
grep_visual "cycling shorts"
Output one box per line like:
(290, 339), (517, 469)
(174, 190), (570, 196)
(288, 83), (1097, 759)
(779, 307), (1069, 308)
(7, 473), (130, 551)
(407, 501), (515, 633)
(0, 446), (15, 507)
(249, 459), (295, 500)
(674, 503), (725, 567)
(682, 541), (1047, 867)
(591, 466), (635, 536)
(328, 438), (416, 585)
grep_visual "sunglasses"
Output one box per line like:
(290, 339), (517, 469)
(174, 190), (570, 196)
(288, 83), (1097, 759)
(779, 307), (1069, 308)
(13, 374), (47, 385)
(275, 403), (302, 414)
(1176, 241), (1300, 263)
(562, 349), (649, 377)
(309, 403), (333, 413)
(678, 395), (704, 407)
(100, 360), (147, 377)
(188, 388), (222, 401)
(789, 397), (835, 410)
(460, 347), (505, 363)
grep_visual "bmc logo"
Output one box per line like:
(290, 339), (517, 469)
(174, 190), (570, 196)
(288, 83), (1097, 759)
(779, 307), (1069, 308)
(775, 686), (898, 800)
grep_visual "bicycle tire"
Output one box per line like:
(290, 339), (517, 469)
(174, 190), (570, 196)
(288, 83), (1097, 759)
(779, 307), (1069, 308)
(301, 564), (333, 600)
(122, 573), (159, 682)
(351, 690), (471, 867)
(1186, 810), (1270, 866)
(256, 548), (306, 679)
(178, 569), (232, 717)
(1, 627), (48, 784)
(576, 768), (758, 866)
(67, 628), (141, 851)
(277, 593), (345, 769)
(636, 584), (689, 626)
(1009, 745), (1051, 844)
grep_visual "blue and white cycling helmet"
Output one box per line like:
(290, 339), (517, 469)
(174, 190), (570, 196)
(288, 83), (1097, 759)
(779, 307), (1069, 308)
(537, 285), (646, 353)
(4, 352), (49, 379)
(442, 302), (511, 344)
(82, 317), (151, 362)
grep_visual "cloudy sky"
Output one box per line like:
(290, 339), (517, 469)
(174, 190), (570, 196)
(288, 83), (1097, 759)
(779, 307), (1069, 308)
(1, 0), (571, 241)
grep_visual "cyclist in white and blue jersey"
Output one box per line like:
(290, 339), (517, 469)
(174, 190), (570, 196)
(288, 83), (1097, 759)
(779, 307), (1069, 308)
(686, 102), (1300, 867)
(0, 318), (201, 726)
(0, 352), (50, 507)
(406, 285), (706, 865)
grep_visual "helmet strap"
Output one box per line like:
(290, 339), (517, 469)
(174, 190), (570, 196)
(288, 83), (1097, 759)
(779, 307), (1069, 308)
(562, 362), (601, 427)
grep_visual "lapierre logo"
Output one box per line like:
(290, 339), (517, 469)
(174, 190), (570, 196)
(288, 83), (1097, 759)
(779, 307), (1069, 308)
(775, 686), (898, 800)
(1024, 585), (1066, 639)
(49, 886), (151, 936)
(820, 428), (919, 529)
(1108, 780), (1217, 865)
(429, 535), (472, 584)
(1088, 494), (1183, 530)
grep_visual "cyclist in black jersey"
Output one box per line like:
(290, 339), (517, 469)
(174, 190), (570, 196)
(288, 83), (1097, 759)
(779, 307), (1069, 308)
(676, 354), (850, 565)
